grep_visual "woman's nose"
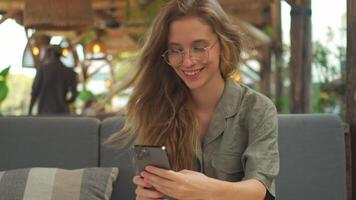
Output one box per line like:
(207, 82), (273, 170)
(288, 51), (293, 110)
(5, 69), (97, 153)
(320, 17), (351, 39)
(181, 50), (196, 67)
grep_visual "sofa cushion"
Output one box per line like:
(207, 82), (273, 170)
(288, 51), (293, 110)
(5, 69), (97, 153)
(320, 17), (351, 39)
(0, 116), (100, 171)
(100, 116), (136, 200)
(276, 114), (346, 200)
(0, 167), (118, 200)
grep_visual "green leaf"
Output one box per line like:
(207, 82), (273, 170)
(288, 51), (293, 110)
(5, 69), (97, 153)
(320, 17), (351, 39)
(78, 90), (95, 102)
(0, 81), (9, 103)
(263, 26), (274, 38)
(0, 66), (11, 80)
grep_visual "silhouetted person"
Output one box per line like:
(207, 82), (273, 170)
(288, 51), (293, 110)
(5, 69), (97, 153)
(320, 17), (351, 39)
(29, 45), (78, 115)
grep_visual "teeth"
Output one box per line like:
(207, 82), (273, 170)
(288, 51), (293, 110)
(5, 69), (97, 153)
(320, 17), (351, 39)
(183, 69), (202, 76)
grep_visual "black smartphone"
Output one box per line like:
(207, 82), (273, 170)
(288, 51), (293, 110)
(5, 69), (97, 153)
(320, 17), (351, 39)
(133, 145), (171, 174)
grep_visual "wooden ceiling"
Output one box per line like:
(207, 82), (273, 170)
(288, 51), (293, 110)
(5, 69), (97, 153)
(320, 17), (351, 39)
(0, 0), (278, 55)
(0, 0), (284, 101)
(0, 0), (274, 27)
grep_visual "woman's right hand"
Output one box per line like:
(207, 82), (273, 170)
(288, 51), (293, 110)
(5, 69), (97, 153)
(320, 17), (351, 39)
(133, 175), (165, 200)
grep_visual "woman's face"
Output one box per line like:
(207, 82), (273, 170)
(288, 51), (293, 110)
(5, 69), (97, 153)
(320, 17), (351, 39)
(167, 16), (223, 91)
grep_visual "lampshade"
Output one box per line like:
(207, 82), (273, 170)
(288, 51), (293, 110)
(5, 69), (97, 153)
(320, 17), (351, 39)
(24, 0), (94, 30)
(85, 39), (107, 60)
(22, 35), (78, 68)
(57, 38), (79, 68)
(22, 34), (51, 68)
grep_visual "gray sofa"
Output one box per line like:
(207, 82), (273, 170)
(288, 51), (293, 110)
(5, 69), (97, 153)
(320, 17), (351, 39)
(0, 114), (347, 200)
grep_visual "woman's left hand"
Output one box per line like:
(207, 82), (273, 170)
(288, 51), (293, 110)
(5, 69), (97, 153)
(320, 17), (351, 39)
(141, 166), (212, 200)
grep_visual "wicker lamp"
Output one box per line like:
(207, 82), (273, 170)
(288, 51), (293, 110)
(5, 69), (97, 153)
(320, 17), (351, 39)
(22, 34), (51, 68)
(85, 39), (108, 60)
(24, 0), (94, 30)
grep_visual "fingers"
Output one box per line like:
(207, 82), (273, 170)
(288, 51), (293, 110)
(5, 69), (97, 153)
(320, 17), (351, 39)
(145, 166), (179, 180)
(135, 196), (162, 200)
(133, 176), (164, 199)
(133, 175), (153, 188)
(141, 171), (176, 195)
(135, 186), (164, 199)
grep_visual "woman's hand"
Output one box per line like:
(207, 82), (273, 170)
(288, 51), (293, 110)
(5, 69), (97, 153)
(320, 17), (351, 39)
(133, 175), (165, 200)
(141, 166), (213, 200)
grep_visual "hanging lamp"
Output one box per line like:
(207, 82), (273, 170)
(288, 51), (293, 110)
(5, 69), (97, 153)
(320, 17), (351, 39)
(22, 34), (51, 68)
(85, 29), (108, 60)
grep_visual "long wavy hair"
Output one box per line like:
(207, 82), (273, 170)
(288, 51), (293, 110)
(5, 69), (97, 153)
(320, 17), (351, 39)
(106, 0), (242, 171)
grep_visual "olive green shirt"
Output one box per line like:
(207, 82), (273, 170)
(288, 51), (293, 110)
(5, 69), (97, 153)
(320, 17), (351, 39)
(196, 79), (279, 199)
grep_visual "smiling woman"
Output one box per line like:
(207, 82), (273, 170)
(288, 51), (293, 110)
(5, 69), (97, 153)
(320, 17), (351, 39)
(165, 17), (222, 91)
(105, 0), (279, 200)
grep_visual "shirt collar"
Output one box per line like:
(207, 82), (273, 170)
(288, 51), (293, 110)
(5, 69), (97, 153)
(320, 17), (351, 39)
(203, 78), (243, 145)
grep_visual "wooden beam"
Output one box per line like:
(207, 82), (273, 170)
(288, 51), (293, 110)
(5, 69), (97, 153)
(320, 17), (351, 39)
(271, 0), (282, 50)
(271, 0), (284, 112)
(347, 0), (356, 199)
(0, 0), (126, 11)
(220, 0), (272, 27)
(229, 16), (271, 46)
(259, 47), (272, 97)
(289, 0), (312, 113)
(228, 11), (268, 27)
(219, 0), (270, 10)
(92, 1), (126, 10)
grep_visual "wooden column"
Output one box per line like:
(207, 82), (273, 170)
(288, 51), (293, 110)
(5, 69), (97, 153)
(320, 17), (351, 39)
(260, 47), (272, 98)
(289, 0), (312, 113)
(271, 0), (284, 111)
(347, 0), (356, 199)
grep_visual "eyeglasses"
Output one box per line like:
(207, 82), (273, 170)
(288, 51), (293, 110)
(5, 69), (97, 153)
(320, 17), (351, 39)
(161, 40), (218, 67)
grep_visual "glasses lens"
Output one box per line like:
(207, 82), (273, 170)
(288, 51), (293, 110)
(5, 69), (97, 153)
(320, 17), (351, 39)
(190, 47), (209, 63)
(163, 43), (213, 67)
(164, 50), (183, 67)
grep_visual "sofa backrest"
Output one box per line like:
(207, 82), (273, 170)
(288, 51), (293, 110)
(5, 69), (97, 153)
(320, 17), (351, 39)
(0, 116), (100, 171)
(100, 114), (347, 200)
(99, 116), (136, 200)
(0, 114), (347, 200)
(276, 114), (346, 200)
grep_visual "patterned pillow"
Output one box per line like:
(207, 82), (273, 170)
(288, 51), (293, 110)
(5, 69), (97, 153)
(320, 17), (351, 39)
(0, 167), (118, 200)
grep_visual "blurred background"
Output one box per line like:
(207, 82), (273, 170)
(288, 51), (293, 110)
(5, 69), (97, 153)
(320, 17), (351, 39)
(0, 0), (346, 118)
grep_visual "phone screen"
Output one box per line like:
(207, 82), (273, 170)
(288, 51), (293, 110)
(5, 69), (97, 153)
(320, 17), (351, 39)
(133, 145), (171, 173)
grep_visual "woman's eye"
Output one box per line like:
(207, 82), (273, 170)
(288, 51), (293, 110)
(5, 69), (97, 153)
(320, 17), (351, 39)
(192, 47), (206, 52)
(169, 49), (182, 54)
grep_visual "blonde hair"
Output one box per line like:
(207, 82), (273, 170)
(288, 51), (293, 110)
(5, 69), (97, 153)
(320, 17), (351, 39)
(107, 0), (242, 171)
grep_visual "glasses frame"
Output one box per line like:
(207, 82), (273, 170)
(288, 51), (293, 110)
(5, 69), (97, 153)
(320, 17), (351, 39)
(161, 40), (218, 67)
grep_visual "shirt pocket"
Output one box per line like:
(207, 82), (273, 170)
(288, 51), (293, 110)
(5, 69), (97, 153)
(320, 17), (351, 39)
(211, 153), (244, 182)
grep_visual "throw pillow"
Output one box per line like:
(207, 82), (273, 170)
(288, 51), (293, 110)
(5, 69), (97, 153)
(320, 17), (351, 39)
(0, 167), (119, 200)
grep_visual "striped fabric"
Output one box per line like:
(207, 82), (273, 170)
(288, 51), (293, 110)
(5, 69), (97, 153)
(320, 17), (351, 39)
(0, 167), (119, 200)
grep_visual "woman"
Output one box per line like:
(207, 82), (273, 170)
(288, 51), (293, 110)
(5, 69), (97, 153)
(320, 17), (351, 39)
(109, 0), (279, 199)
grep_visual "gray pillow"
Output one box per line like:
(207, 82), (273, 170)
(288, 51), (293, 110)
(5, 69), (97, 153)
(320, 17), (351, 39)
(0, 167), (118, 200)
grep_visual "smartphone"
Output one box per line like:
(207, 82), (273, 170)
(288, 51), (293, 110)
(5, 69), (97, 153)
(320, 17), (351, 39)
(133, 145), (171, 174)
